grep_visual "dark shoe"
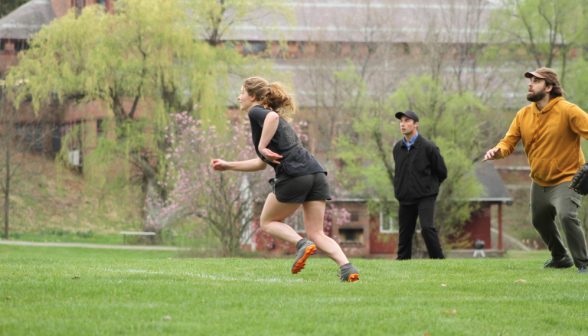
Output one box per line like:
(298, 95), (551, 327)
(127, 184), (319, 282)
(291, 238), (316, 274)
(339, 263), (359, 282)
(578, 266), (588, 274)
(541, 254), (574, 269)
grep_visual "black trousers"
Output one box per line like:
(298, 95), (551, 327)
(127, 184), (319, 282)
(397, 197), (445, 260)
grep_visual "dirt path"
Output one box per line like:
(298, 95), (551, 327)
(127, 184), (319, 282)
(0, 240), (188, 251)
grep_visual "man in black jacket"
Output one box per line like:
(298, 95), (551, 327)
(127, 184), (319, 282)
(393, 110), (448, 260)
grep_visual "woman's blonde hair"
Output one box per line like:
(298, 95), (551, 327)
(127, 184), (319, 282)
(243, 77), (296, 121)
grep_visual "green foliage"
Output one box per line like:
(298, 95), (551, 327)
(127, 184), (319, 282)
(562, 52), (588, 243)
(8, 0), (231, 123)
(487, 0), (586, 81)
(5, 0), (283, 227)
(564, 58), (588, 109)
(392, 75), (492, 158)
(337, 74), (485, 244)
(431, 138), (481, 241)
(394, 76), (487, 240)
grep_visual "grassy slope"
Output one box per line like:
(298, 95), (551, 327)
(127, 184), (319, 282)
(4, 158), (205, 247)
(5, 157), (145, 235)
(1, 250), (586, 335)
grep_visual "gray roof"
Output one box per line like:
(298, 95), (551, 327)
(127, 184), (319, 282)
(223, 0), (498, 43)
(0, 0), (499, 43)
(0, 0), (55, 40)
(473, 162), (512, 202)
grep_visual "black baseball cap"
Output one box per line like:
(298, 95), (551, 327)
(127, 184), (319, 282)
(395, 110), (419, 123)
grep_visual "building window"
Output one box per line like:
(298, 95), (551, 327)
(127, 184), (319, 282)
(97, 0), (106, 7)
(52, 125), (62, 153)
(403, 43), (410, 55)
(61, 120), (83, 151)
(14, 41), (29, 52)
(298, 42), (306, 55)
(316, 43), (342, 57)
(350, 43), (362, 56)
(15, 124), (43, 152)
(97, 119), (104, 136)
(243, 42), (266, 54)
(379, 212), (398, 233)
(0, 41), (4, 51)
(72, 0), (86, 14)
(349, 210), (360, 222)
(277, 43), (289, 57)
(339, 228), (364, 245)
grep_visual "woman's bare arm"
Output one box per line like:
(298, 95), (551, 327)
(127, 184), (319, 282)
(211, 158), (267, 172)
(258, 111), (283, 164)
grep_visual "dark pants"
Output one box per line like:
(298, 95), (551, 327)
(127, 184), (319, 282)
(397, 197), (445, 260)
(531, 182), (588, 268)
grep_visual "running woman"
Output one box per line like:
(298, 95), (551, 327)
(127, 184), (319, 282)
(210, 77), (359, 282)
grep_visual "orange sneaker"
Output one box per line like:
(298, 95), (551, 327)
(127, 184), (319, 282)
(291, 239), (316, 274)
(339, 263), (359, 282)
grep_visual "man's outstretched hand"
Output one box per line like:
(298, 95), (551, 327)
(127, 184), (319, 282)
(260, 148), (282, 164)
(483, 148), (501, 162)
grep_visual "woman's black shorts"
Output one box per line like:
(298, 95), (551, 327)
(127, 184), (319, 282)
(269, 172), (332, 204)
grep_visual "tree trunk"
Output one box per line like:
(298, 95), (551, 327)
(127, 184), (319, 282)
(561, 46), (568, 86)
(3, 187), (8, 240)
(143, 176), (161, 233)
(4, 143), (9, 239)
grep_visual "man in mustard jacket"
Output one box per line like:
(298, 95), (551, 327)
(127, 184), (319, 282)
(484, 68), (588, 274)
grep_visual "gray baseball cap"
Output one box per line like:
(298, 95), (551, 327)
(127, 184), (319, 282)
(395, 110), (419, 123)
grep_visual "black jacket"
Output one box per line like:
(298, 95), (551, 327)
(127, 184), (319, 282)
(393, 135), (447, 204)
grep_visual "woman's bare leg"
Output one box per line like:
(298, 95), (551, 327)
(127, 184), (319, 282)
(259, 193), (304, 245)
(302, 200), (349, 266)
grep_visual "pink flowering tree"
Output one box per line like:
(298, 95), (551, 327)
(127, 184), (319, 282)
(146, 111), (350, 255)
(144, 112), (271, 255)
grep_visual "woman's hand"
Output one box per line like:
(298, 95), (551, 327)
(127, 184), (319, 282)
(260, 148), (282, 164)
(210, 159), (230, 171)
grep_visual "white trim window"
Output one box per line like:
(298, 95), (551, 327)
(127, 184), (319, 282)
(379, 212), (398, 233)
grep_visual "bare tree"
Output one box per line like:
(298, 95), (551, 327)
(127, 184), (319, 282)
(489, 0), (584, 84)
(295, 0), (408, 160)
(412, 0), (514, 159)
(294, 0), (508, 160)
(184, 0), (293, 46)
(0, 84), (57, 239)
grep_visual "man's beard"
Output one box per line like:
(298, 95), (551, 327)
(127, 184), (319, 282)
(527, 89), (547, 102)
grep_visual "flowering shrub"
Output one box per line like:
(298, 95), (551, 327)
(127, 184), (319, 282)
(146, 111), (349, 255)
(144, 112), (270, 255)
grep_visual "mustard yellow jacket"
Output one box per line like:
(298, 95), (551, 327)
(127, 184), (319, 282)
(493, 97), (588, 187)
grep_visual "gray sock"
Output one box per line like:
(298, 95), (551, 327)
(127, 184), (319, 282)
(340, 262), (354, 270)
(296, 238), (308, 250)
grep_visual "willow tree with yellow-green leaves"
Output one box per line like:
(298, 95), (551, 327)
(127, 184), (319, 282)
(6, 0), (289, 231)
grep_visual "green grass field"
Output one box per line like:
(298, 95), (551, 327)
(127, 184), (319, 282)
(1, 246), (587, 335)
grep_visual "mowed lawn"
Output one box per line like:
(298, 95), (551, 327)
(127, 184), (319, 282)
(1, 246), (587, 336)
